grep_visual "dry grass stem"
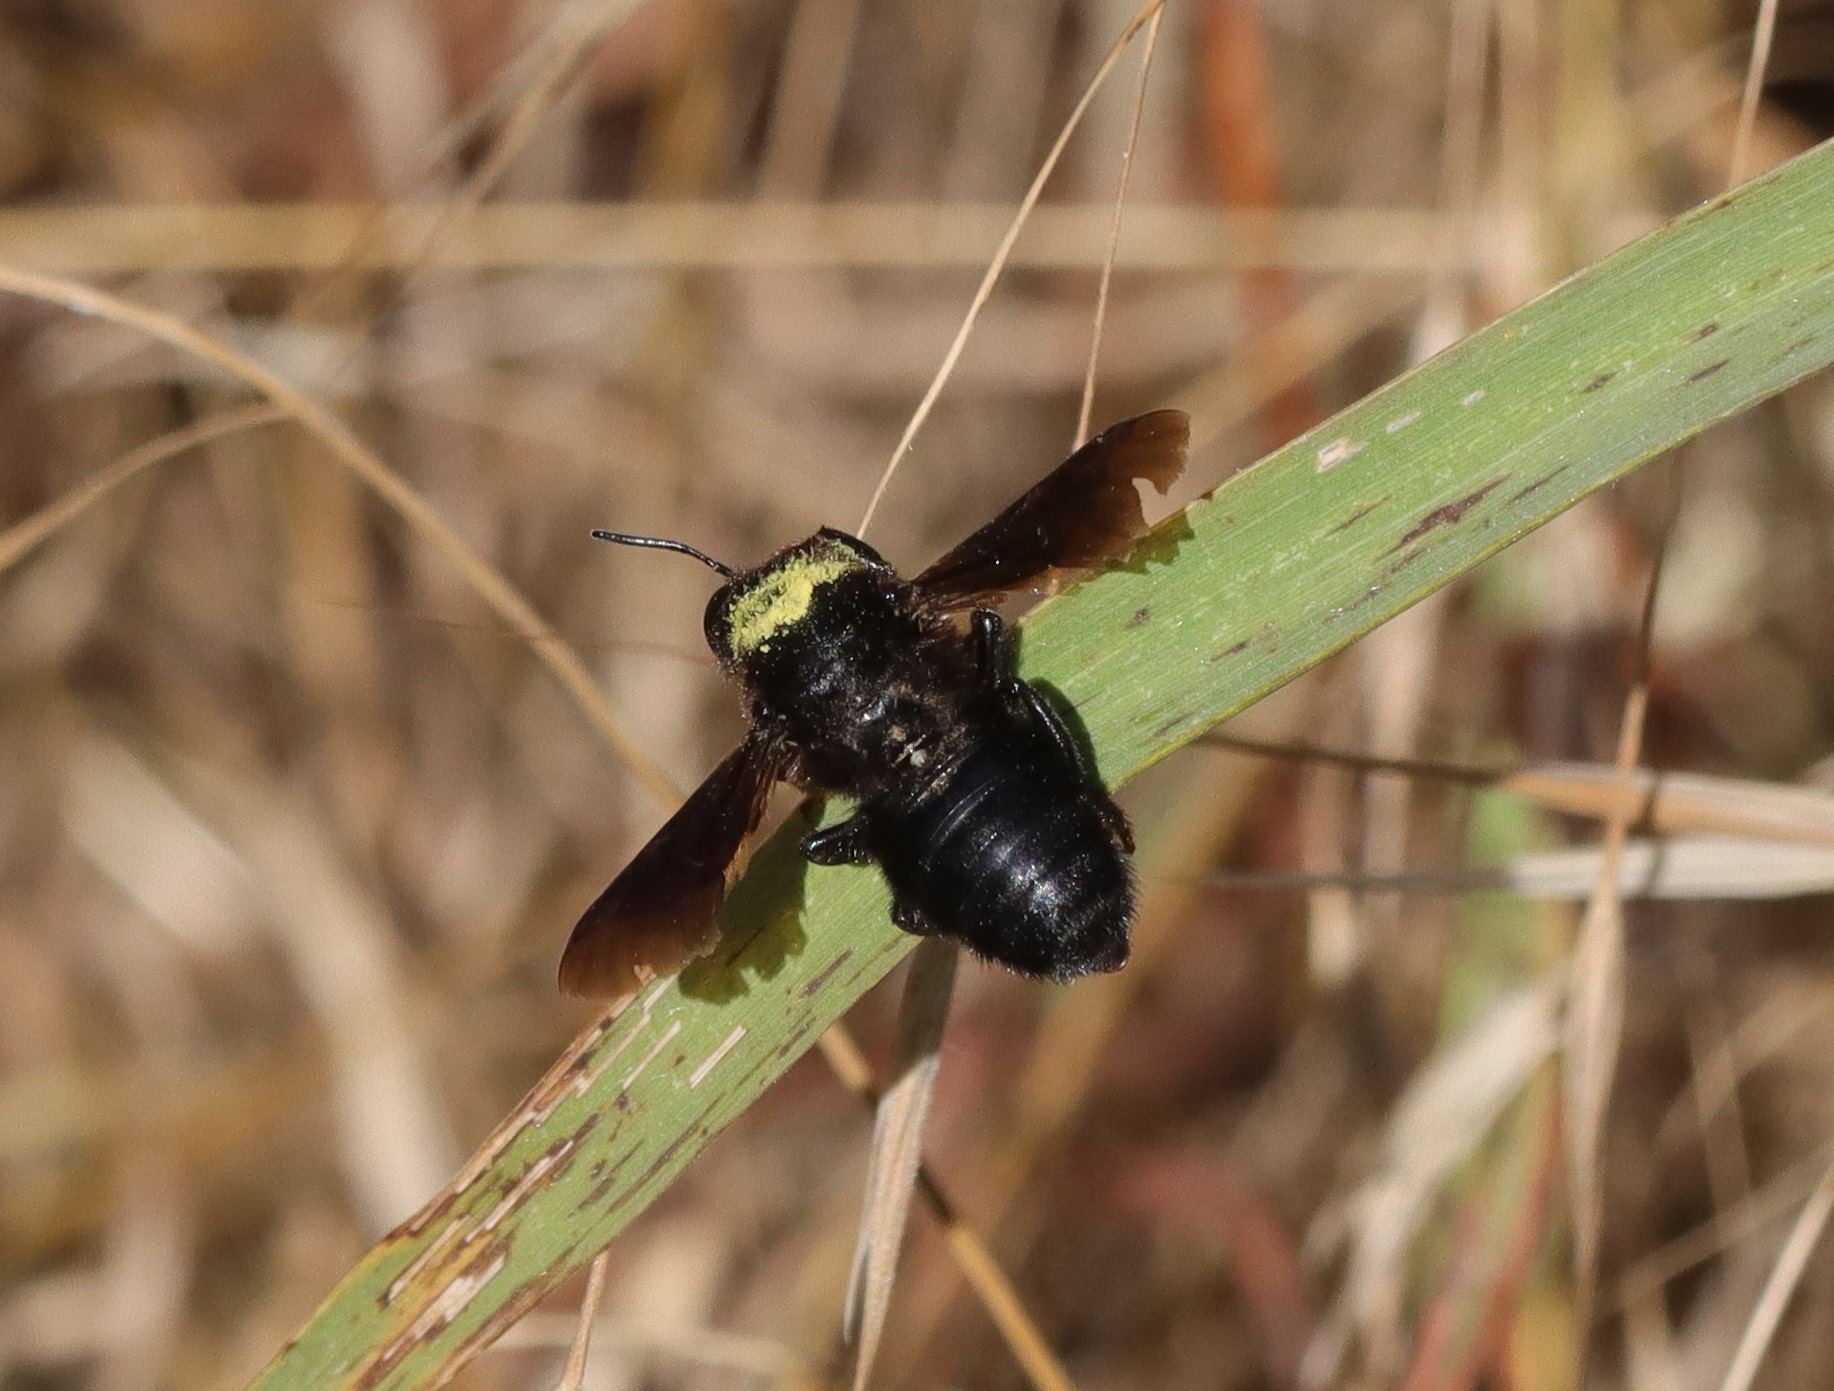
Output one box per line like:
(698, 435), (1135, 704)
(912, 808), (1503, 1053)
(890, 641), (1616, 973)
(855, 0), (1165, 537)
(0, 203), (1493, 274)
(552, 1252), (609, 1391)
(1715, 1159), (1834, 1391)
(1727, 0), (1783, 185)
(0, 403), (288, 575)
(814, 1026), (1076, 1391)
(1075, 5), (1162, 450)
(843, 940), (961, 1391)
(0, 265), (679, 807)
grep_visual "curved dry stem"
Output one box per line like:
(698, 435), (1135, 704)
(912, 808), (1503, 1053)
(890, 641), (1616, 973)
(854, 0), (1165, 538)
(1076, 5), (1162, 450)
(0, 264), (679, 807)
(0, 402), (287, 575)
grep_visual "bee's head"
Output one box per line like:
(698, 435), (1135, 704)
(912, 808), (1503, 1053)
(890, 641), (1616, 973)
(702, 528), (888, 668)
(589, 525), (888, 670)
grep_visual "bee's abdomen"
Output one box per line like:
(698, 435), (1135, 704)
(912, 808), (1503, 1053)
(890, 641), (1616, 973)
(872, 744), (1133, 980)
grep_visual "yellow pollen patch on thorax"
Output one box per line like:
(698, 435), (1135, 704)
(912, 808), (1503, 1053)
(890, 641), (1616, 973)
(726, 553), (857, 655)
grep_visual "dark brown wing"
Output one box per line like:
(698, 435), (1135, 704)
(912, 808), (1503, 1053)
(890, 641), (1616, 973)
(559, 736), (784, 1000)
(912, 409), (1189, 610)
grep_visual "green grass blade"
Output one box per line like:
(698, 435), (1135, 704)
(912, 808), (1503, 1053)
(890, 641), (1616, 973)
(255, 138), (1834, 1390)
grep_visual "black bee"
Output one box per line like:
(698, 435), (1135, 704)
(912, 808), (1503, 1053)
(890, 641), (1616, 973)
(559, 410), (1188, 1001)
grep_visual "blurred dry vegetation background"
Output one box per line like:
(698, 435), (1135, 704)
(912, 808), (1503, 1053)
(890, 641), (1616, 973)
(1, 0), (1833, 1388)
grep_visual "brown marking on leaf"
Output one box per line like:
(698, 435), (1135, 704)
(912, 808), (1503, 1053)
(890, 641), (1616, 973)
(391, 1192), (458, 1253)
(1209, 638), (1252, 662)
(358, 1240), (512, 1390)
(445, 1270), (555, 1388)
(1126, 606), (1152, 628)
(1693, 322), (1720, 340)
(1686, 358), (1730, 384)
(398, 1146), (505, 1238)
(373, 1157), (527, 1309)
(381, 1211), (471, 1308)
(558, 1031), (613, 1085)
(1389, 547), (1428, 574)
(569, 1110), (603, 1148)
(575, 1154), (633, 1214)
(616, 1020), (682, 1090)
(388, 1016), (649, 1259)
(477, 1136), (585, 1236)
(579, 1175), (619, 1212)
(731, 1045), (780, 1094)
(1383, 476), (1509, 556)
(1152, 712), (1189, 741)
(1328, 496), (1389, 535)
(773, 1019), (817, 1061)
(1510, 466), (1571, 505)
(355, 1333), (415, 1386)
(618, 1100), (724, 1205)
(524, 1021), (648, 1127)
(800, 950), (854, 999)
(1582, 371), (1615, 393)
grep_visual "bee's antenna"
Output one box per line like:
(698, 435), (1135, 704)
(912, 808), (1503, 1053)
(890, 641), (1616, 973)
(590, 529), (736, 578)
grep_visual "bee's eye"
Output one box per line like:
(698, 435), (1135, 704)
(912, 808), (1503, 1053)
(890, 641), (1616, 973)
(703, 586), (732, 655)
(815, 526), (887, 570)
(848, 537), (888, 568)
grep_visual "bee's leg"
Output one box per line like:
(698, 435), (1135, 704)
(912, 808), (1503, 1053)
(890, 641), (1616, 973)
(974, 606), (1133, 848)
(1007, 678), (1136, 853)
(802, 814), (873, 866)
(975, 606), (1095, 778)
(1008, 678), (1087, 773)
(970, 608), (1012, 690)
(891, 897), (943, 937)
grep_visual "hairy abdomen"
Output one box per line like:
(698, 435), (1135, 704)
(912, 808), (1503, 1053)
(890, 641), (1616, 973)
(867, 741), (1132, 980)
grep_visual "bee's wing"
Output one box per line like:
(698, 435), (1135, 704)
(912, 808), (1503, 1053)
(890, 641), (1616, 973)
(559, 735), (785, 1001)
(911, 409), (1188, 610)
